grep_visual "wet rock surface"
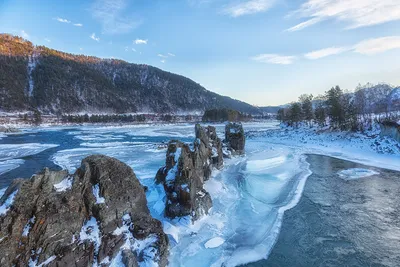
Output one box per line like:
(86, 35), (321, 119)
(252, 154), (400, 267)
(0, 155), (169, 267)
(225, 122), (245, 155)
(156, 124), (224, 221)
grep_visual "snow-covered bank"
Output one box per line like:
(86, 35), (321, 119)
(249, 126), (400, 172)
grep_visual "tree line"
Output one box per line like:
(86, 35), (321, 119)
(277, 85), (399, 131)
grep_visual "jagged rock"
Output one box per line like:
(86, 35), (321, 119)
(156, 124), (224, 221)
(225, 122), (246, 155)
(0, 155), (169, 267)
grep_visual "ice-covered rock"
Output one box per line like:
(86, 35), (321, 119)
(225, 122), (246, 155)
(0, 155), (169, 267)
(156, 124), (224, 221)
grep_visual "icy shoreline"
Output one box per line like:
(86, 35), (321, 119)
(249, 125), (400, 172)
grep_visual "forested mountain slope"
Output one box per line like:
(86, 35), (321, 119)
(0, 34), (260, 114)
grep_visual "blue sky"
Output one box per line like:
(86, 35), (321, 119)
(1, 0), (400, 106)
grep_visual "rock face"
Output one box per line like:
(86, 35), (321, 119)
(0, 155), (169, 267)
(380, 121), (400, 143)
(156, 124), (223, 221)
(225, 122), (246, 155)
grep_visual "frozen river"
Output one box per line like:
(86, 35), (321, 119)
(1, 122), (396, 266)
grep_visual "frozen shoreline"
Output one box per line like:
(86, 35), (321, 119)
(249, 125), (400, 172)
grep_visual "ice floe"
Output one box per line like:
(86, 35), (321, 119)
(0, 143), (58, 161)
(204, 237), (225, 249)
(338, 168), (379, 180)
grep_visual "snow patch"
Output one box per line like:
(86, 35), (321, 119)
(54, 177), (73, 192)
(92, 184), (105, 204)
(22, 216), (36, 237)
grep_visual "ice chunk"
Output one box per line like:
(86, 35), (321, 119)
(338, 168), (379, 180)
(54, 177), (73, 192)
(92, 184), (105, 204)
(205, 237), (225, 248)
(163, 221), (180, 243)
(0, 190), (18, 216)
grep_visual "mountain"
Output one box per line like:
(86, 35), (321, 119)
(0, 34), (261, 115)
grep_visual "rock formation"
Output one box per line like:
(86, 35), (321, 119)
(224, 122), (246, 155)
(0, 155), (169, 267)
(156, 124), (223, 221)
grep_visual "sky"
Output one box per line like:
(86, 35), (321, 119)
(1, 0), (400, 106)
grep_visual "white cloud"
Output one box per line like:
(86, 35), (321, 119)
(252, 54), (296, 65)
(168, 53), (176, 57)
(44, 38), (51, 43)
(79, 47), (83, 51)
(222, 0), (276, 17)
(90, 33), (100, 42)
(161, 59), (166, 63)
(158, 54), (168, 58)
(353, 36), (400, 55)
(56, 17), (71, 23)
(20, 30), (29, 39)
(287, 0), (400, 31)
(135, 39), (147, 45)
(286, 17), (321, 32)
(91, 0), (141, 34)
(73, 23), (83, 27)
(304, 46), (351, 59)
(132, 48), (137, 52)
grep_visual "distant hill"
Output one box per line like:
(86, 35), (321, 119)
(0, 34), (261, 115)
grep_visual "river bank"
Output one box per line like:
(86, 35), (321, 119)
(250, 154), (400, 267)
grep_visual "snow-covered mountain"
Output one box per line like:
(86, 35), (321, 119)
(0, 34), (261, 115)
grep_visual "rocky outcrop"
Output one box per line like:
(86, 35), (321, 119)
(379, 121), (400, 143)
(0, 155), (169, 267)
(225, 122), (246, 155)
(156, 124), (223, 221)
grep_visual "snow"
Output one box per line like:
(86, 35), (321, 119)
(92, 184), (105, 204)
(165, 148), (182, 184)
(28, 255), (57, 267)
(204, 237), (225, 248)
(0, 190), (18, 216)
(111, 214), (159, 267)
(79, 217), (101, 255)
(22, 216), (36, 236)
(53, 177), (73, 192)
(338, 168), (379, 180)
